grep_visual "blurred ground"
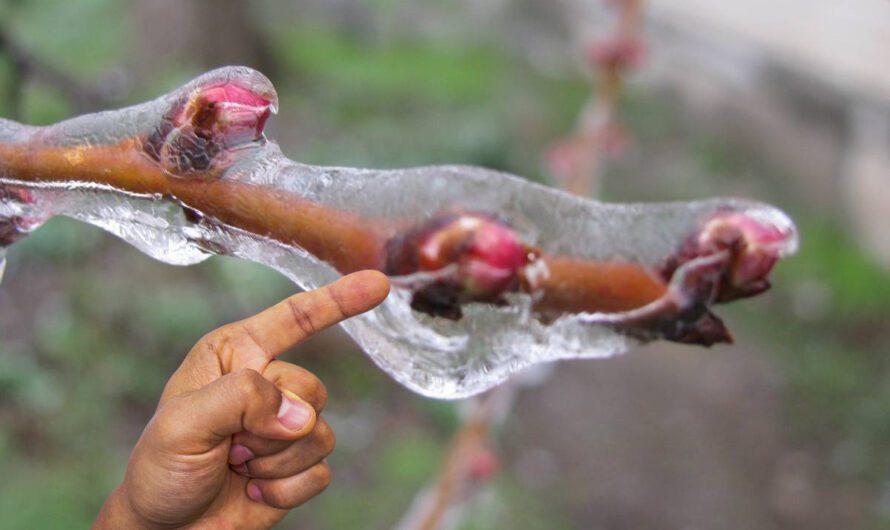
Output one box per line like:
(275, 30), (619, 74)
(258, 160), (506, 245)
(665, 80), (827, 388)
(1, 1), (889, 529)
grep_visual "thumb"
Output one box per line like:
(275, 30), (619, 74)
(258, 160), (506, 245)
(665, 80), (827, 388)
(157, 369), (317, 454)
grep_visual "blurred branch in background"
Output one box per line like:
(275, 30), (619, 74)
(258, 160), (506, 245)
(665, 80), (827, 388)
(395, 383), (516, 530)
(189, 0), (281, 79)
(396, 3), (648, 528)
(547, 0), (644, 197)
(0, 26), (111, 118)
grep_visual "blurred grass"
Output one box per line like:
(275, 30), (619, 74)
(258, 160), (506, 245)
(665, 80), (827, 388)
(781, 218), (890, 316)
(278, 24), (508, 107)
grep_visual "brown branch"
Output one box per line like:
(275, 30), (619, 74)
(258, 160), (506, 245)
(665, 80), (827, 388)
(0, 133), (680, 315)
(0, 137), (388, 272)
(395, 383), (517, 530)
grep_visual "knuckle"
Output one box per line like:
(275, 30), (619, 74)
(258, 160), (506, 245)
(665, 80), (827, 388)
(260, 484), (288, 508)
(313, 381), (329, 411)
(311, 462), (333, 492)
(245, 458), (267, 477)
(315, 421), (336, 456)
(263, 463), (332, 508)
(150, 403), (184, 441)
(325, 285), (349, 319)
(286, 298), (317, 336)
(200, 326), (238, 362)
(231, 368), (265, 397)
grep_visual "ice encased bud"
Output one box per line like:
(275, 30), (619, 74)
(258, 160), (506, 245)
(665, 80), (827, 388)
(586, 37), (646, 70)
(144, 70), (278, 178)
(386, 212), (532, 319)
(698, 211), (796, 301)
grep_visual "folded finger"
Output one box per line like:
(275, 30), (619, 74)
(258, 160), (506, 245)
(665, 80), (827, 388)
(246, 461), (332, 510)
(264, 359), (327, 412)
(156, 369), (317, 454)
(231, 417), (335, 478)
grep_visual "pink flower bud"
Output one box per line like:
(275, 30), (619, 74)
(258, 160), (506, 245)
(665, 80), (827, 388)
(586, 38), (645, 71)
(0, 214), (44, 246)
(659, 211), (795, 306)
(186, 82), (277, 147)
(458, 216), (530, 298)
(467, 446), (500, 482)
(0, 188), (34, 205)
(697, 212), (794, 301)
(416, 213), (528, 298)
(387, 212), (533, 319)
(147, 81), (278, 176)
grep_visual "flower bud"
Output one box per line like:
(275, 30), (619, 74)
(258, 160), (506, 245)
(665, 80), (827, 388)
(387, 212), (532, 319)
(586, 38), (645, 71)
(698, 212), (794, 301)
(146, 81), (278, 177)
(467, 445), (500, 482)
(186, 82), (277, 147)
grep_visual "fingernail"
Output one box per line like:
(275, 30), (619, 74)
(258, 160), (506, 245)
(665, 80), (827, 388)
(247, 482), (264, 504)
(229, 444), (255, 466)
(278, 389), (313, 431)
(232, 462), (250, 476)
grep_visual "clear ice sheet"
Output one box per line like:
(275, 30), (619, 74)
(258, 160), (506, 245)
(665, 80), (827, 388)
(0, 67), (798, 398)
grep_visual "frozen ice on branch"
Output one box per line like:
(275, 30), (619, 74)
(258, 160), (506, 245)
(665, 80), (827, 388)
(0, 67), (798, 398)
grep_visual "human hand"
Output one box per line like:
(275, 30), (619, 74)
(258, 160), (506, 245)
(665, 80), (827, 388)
(93, 270), (390, 530)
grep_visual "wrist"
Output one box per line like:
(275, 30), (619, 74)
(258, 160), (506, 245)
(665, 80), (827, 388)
(93, 484), (153, 530)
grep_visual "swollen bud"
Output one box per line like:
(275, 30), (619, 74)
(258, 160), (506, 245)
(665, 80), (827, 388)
(697, 212), (792, 301)
(663, 211), (795, 304)
(145, 80), (278, 178)
(0, 188), (44, 246)
(386, 212), (533, 319)
(586, 37), (645, 71)
(185, 82), (276, 147)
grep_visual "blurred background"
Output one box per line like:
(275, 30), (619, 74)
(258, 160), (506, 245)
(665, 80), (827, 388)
(1, 0), (889, 528)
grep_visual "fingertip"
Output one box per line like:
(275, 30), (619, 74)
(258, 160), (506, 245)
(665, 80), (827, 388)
(356, 269), (391, 295)
(231, 462), (251, 476)
(229, 443), (255, 466)
(247, 481), (265, 505)
(337, 270), (391, 310)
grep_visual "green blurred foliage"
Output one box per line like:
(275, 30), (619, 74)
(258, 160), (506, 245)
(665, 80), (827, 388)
(784, 219), (890, 316)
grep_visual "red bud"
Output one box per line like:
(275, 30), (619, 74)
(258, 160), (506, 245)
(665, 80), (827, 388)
(148, 81), (278, 176)
(181, 82), (276, 147)
(663, 212), (793, 303)
(387, 212), (532, 319)
(587, 38), (645, 71)
(702, 213), (787, 293)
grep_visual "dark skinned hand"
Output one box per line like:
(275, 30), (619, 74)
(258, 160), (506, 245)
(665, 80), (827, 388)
(93, 270), (390, 530)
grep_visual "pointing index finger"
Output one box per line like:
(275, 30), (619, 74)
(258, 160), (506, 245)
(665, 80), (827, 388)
(239, 270), (390, 359)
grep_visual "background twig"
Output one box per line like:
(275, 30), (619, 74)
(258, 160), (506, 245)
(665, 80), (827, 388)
(395, 2), (647, 528)
(0, 26), (111, 118)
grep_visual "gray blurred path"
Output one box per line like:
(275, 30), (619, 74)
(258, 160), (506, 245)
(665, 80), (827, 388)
(504, 344), (867, 530)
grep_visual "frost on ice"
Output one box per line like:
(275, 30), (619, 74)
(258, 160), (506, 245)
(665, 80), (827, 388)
(0, 67), (798, 398)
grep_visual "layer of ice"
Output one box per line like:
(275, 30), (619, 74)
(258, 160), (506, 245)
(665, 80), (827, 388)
(0, 67), (798, 398)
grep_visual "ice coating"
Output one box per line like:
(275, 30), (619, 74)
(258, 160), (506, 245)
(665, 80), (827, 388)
(0, 67), (798, 398)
